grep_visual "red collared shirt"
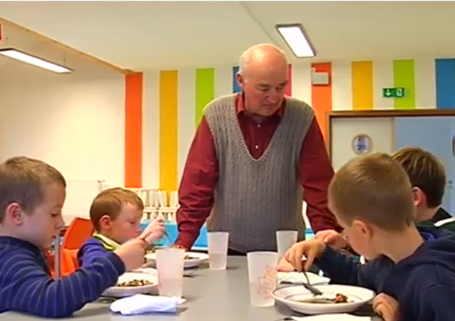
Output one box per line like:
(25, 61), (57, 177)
(175, 94), (342, 249)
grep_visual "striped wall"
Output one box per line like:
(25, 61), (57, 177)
(124, 58), (455, 191)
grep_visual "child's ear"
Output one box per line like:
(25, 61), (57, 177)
(353, 219), (372, 238)
(5, 203), (24, 226)
(412, 187), (424, 207)
(98, 215), (112, 230)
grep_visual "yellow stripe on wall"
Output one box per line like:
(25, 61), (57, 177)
(159, 70), (178, 194)
(351, 61), (374, 110)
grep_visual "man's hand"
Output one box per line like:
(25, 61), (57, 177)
(315, 229), (349, 250)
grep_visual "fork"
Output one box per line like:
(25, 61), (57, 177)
(301, 270), (323, 296)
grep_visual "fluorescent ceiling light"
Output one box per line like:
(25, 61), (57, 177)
(276, 24), (315, 58)
(0, 48), (72, 74)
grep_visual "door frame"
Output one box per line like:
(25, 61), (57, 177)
(326, 110), (455, 158)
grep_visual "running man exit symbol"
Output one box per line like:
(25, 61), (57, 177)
(382, 87), (406, 98)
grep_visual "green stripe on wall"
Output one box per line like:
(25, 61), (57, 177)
(393, 59), (416, 110)
(195, 68), (215, 126)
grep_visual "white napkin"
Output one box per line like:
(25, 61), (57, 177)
(110, 294), (183, 315)
(277, 271), (330, 285)
(291, 314), (370, 321)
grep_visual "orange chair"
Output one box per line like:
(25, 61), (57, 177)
(46, 217), (94, 277)
(47, 249), (79, 277)
(62, 217), (95, 250)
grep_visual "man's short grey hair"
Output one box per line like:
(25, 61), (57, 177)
(238, 43), (287, 75)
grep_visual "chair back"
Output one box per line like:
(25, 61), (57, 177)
(62, 217), (94, 250)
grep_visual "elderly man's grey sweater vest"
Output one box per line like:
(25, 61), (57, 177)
(204, 94), (315, 253)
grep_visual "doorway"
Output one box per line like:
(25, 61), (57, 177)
(328, 110), (455, 215)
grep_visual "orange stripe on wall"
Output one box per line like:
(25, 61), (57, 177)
(159, 71), (178, 194)
(124, 73), (143, 188)
(311, 63), (332, 140)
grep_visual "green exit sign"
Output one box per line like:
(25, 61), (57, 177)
(382, 87), (406, 98)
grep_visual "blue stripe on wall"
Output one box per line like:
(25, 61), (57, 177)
(232, 66), (241, 93)
(435, 58), (455, 109)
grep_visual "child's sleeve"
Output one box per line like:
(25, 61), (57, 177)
(78, 241), (109, 267)
(315, 246), (376, 289)
(425, 284), (455, 321)
(1, 251), (124, 318)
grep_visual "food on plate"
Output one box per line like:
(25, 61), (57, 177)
(295, 293), (349, 304)
(184, 254), (198, 260)
(117, 279), (154, 287)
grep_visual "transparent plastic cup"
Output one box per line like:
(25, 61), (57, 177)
(247, 251), (278, 307)
(155, 248), (185, 298)
(207, 232), (229, 270)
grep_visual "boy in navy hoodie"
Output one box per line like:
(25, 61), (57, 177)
(0, 157), (165, 318)
(285, 153), (455, 321)
(392, 147), (455, 232)
(78, 187), (151, 267)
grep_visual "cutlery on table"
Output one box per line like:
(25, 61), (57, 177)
(301, 270), (323, 296)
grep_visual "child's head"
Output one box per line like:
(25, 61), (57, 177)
(90, 187), (144, 244)
(0, 156), (66, 248)
(392, 147), (445, 221)
(328, 153), (415, 260)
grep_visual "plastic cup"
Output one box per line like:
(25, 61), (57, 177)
(247, 251), (278, 307)
(276, 230), (298, 259)
(207, 232), (229, 270)
(155, 248), (185, 298)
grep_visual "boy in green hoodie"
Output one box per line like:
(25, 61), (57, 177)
(392, 147), (455, 232)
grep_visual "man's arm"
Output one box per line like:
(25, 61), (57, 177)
(1, 251), (124, 318)
(175, 117), (219, 250)
(299, 118), (342, 232)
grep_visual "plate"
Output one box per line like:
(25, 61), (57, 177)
(277, 272), (330, 285)
(145, 251), (209, 269)
(102, 272), (158, 298)
(273, 284), (375, 315)
(290, 314), (370, 321)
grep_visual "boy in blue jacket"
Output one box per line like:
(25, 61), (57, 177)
(78, 187), (153, 267)
(0, 157), (165, 318)
(285, 153), (455, 321)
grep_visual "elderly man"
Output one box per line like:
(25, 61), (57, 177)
(174, 43), (345, 254)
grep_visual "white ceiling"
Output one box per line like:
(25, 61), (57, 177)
(1, 1), (455, 72)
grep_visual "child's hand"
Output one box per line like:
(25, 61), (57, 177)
(277, 257), (295, 272)
(284, 239), (326, 271)
(315, 229), (349, 250)
(373, 293), (400, 321)
(140, 219), (165, 243)
(115, 238), (152, 271)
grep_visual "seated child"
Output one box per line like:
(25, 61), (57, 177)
(284, 153), (455, 321)
(0, 157), (164, 318)
(392, 147), (455, 232)
(78, 187), (148, 267)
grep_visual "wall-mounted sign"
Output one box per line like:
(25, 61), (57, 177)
(352, 134), (373, 155)
(382, 87), (405, 98)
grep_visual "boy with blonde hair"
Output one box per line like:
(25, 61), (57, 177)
(0, 157), (165, 318)
(285, 153), (455, 321)
(78, 187), (150, 266)
(392, 147), (455, 231)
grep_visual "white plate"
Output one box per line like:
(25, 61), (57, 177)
(103, 272), (158, 298)
(273, 284), (375, 315)
(145, 252), (209, 269)
(290, 314), (370, 321)
(277, 272), (330, 285)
